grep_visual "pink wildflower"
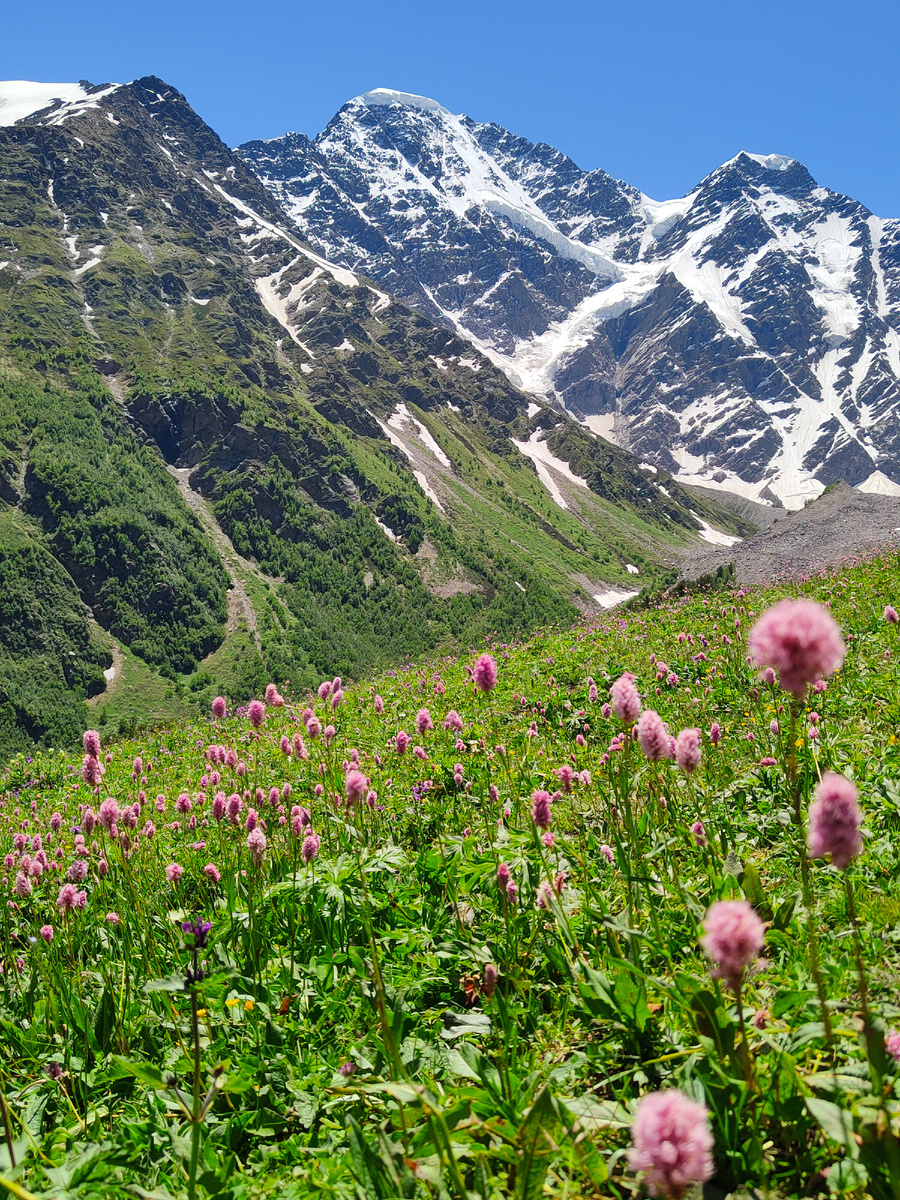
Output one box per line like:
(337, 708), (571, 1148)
(248, 699), (265, 729)
(81, 755), (103, 787)
(531, 790), (552, 829)
(748, 599), (845, 697)
(709, 722), (722, 745)
(247, 828), (267, 867)
(105, 912), (121, 924)
(57, 883), (86, 913)
(374, 693), (384, 714)
(301, 833), (320, 864)
(610, 672), (641, 723)
(807, 772), (863, 869)
(345, 769), (367, 805)
(638, 710), (673, 762)
(83, 730), (101, 757)
(211, 696), (227, 720)
(691, 820), (707, 848)
(600, 844), (615, 864)
(885, 606), (899, 625)
(40, 924), (54, 942)
(885, 1032), (900, 1062)
(628, 1090), (714, 1198)
(166, 863), (184, 884)
(415, 708), (433, 734)
(473, 653), (498, 693)
(203, 863), (221, 883)
(674, 728), (702, 774)
(700, 900), (765, 990)
(481, 963), (498, 998)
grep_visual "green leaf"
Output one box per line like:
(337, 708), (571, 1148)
(806, 1097), (857, 1155)
(112, 1057), (169, 1091)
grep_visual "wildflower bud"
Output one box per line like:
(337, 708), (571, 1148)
(496, 862), (511, 890)
(481, 963), (498, 998)
(531, 790), (552, 829)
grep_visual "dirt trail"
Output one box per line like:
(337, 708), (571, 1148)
(166, 467), (262, 651)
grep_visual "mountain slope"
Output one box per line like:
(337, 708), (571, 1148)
(238, 91), (900, 510)
(0, 77), (739, 753)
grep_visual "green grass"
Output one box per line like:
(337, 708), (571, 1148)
(2, 548), (900, 1196)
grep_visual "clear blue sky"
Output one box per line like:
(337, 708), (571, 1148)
(3, 0), (898, 215)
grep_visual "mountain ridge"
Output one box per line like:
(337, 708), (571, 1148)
(237, 90), (900, 511)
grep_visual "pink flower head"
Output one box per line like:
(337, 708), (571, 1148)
(638, 710), (673, 762)
(83, 730), (101, 757)
(105, 912), (121, 925)
(444, 709), (463, 732)
(265, 683), (283, 706)
(600, 844), (615, 864)
(709, 722), (722, 745)
(531, 789), (552, 829)
(748, 599), (845, 697)
(203, 863), (221, 883)
(40, 924), (54, 942)
(885, 605), (899, 625)
(473, 653), (498, 693)
(211, 696), (227, 720)
(555, 765), (574, 794)
(345, 769), (367, 805)
(81, 755), (103, 787)
(628, 1090), (714, 1199)
(374, 694), (384, 714)
(481, 963), (498, 998)
(318, 680), (332, 701)
(248, 699), (265, 729)
(886, 1032), (900, 1062)
(700, 900), (765, 989)
(166, 863), (184, 884)
(691, 820), (707, 848)
(807, 772), (863, 869)
(57, 883), (86, 913)
(610, 672), (641, 723)
(496, 862), (511, 890)
(97, 798), (121, 832)
(674, 728), (702, 775)
(247, 828), (267, 867)
(301, 833), (320, 864)
(415, 708), (433, 735)
(395, 730), (409, 754)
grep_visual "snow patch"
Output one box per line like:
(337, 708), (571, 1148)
(857, 470), (900, 497)
(412, 470), (446, 512)
(695, 519), (741, 547)
(594, 587), (639, 609)
(388, 403), (452, 467)
(375, 517), (398, 541)
(526, 401), (542, 418)
(512, 430), (590, 511)
(625, 564), (640, 575)
(0, 80), (120, 126)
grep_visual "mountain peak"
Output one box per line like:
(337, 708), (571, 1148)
(352, 88), (453, 116)
(0, 79), (120, 127)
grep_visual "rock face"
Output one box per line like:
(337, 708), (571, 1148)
(238, 92), (900, 511)
(0, 76), (750, 750)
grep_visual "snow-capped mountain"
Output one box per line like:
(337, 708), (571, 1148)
(238, 89), (900, 510)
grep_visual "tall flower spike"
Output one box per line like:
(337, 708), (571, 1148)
(700, 899), (764, 990)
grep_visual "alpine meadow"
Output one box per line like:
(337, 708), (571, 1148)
(1, 62), (900, 1200)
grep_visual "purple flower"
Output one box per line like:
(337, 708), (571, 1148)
(473, 653), (498, 693)
(807, 772), (863, 869)
(166, 863), (184, 884)
(247, 828), (267, 867)
(628, 1090), (714, 1199)
(690, 820), (707, 848)
(182, 918), (212, 948)
(481, 963), (498, 998)
(700, 900), (765, 990)
(345, 769), (367, 805)
(415, 708), (433, 734)
(610, 672), (641, 723)
(83, 730), (101, 757)
(886, 1031), (900, 1062)
(748, 599), (845, 697)
(885, 605), (899, 625)
(203, 863), (221, 883)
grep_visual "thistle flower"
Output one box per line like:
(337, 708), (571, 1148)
(628, 1090), (714, 1199)
(674, 728), (702, 774)
(610, 672), (641, 723)
(638, 710), (673, 761)
(748, 599), (845, 697)
(473, 653), (498, 693)
(700, 900), (765, 990)
(211, 696), (227, 720)
(807, 772), (863, 869)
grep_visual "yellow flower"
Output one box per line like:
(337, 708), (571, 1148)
(225, 997), (239, 1008)
(244, 1000), (255, 1012)
(196, 1008), (207, 1018)
(795, 737), (804, 748)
